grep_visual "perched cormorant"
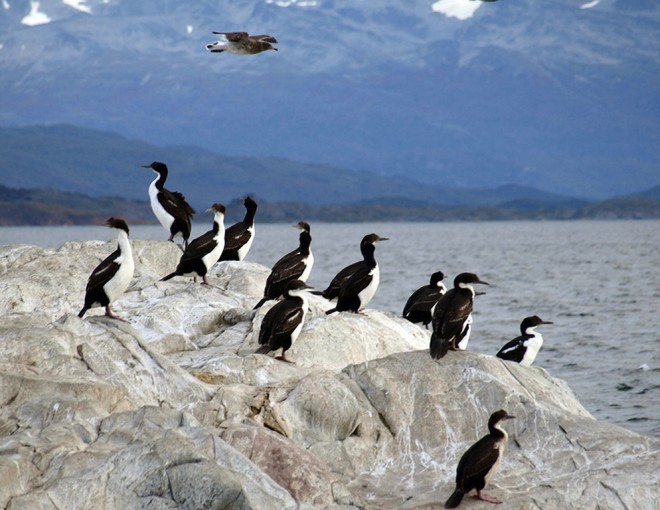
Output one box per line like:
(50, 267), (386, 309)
(220, 196), (257, 261)
(161, 203), (226, 285)
(496, 315), (553, 367)
(206, 32), (278, 54)
(255, 280), (310, 362)
(430, 272), (489, 359)
(141, 161), (196, 249)
(325, 233), (389, 314)
(445, 410), (515, 508)
(78, 218), (134, 320)
(402, 271), (446, 328)
(254, 221), (313, 309)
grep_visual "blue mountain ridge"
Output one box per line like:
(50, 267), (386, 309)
(1, 0), (659, 199)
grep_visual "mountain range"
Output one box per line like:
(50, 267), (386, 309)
(1, 0), (659, 199)
(1, 125), (659, 226)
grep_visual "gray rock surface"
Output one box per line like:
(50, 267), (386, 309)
(0, 240), (657, 509)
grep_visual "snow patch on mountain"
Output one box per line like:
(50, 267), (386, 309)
(265, 0), (319, 8)
(21, 1), (51, 26)
(63, 0), (92, 14)
(431, 0), (481, 20)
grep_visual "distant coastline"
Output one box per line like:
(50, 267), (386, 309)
(1, 183), (659, 226)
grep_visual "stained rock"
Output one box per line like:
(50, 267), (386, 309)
(0, 241), (657, 509)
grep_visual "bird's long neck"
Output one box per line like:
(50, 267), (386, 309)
(117, 230), (132, 257)
(361, 243), (377, 268)
(489, 421), (509, 441)
(243, 205), (256, 226)
(457, 282), (476, 296)
(299, 231), (312, 256)
(213, 214), (225, 237)
(152, 170), (167, 190)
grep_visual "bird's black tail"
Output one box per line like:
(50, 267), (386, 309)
(78, 306), (88, 319)
(255, 345), (271, 355)
(325, 307), (337, 315)
(444, 488), (464, 508)
(253, 297), (269, 310)
(161, 272), (178, 282)
(430, 332), (449, 360)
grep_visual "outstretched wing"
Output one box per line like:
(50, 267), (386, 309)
(251, 34), (277, 43)
(212, 31), (249, 42)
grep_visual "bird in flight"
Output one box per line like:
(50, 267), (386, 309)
(206, 32), (278, 55)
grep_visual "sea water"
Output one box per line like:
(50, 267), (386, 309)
(1, 220), (658, 437)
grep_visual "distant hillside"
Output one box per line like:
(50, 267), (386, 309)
(0, 124), (588, 212)
(0, 185), (152, 226)
(1, 1), (659, 198)
(1, 183), (658, 227)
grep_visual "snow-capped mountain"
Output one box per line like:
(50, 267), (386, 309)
(1, 0), (659, 198)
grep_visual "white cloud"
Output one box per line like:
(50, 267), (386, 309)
(431, 0), (481, 21)
(186, 25), (193, 35)
(3, 1), (10, 11)
(21, 1), (51, 26)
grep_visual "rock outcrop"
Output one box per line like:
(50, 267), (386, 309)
(0, 240), (657, 509)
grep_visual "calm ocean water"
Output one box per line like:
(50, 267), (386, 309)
(1, 220), (658, 437)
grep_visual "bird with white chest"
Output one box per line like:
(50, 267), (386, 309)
(141, 161), (196, 250)
(496, 315), (553, 366)
(78, 217), (134, 320)
(160, 203), (226, 285)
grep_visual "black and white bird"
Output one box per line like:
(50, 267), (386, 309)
(160, 203), (226, 285)
(430, 272), (489, 360)
(254, 221), (314, 309)
(78, 218), (135, 320)
(496, 315), (553, 367)
(402, 271), (447, 328)
(445, 410), (516, 508)
(141, 161), (196, 249)
(255, 280), (310, 362)
(325, 233), (389, 314)
(206, 32), (278, 55)
(220, 196), (257, 261)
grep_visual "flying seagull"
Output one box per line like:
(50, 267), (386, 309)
(206, 32), (278, 55)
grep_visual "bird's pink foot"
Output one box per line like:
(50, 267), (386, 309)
(475, 491), (502, 504)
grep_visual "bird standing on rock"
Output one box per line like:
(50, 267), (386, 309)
(78, 218), (134, 320)
(496, 315), (553, 366)
(445, 409), (515, 508)
(255, 280), (311, 363)
(206, 32), (278, 55)
(161, 203), (226, 285)
(254, 221), (314, 309)
(430, 272), (489, 359)
(402, 271), (447, 328)
(220, 196), (257, 261)
(324, 233), (389, 314)
(141, 161), (196, 250)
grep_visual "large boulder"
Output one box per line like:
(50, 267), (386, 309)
(0, 240), (657, 509)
